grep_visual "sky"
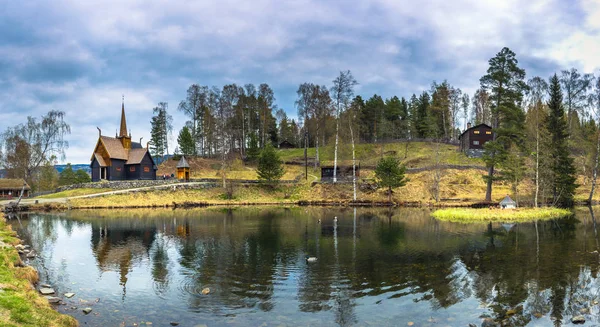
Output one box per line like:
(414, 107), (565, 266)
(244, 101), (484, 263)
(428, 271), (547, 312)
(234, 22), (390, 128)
(1, 0), (599, 164)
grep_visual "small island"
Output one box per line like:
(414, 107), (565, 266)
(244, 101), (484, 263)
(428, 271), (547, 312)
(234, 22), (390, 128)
(432, 207), (572, 223)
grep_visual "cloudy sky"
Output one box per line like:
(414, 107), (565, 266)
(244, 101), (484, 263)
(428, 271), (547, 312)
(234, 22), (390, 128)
(1, 0), (599, 164)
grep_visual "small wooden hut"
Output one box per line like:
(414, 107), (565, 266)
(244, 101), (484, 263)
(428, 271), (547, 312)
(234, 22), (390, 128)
(279, 140), (296, 149)
(321, 161), (360, 183)
(500, 195), (516, 209)
(0, 179), (30, 199)
(176, 156), (190, 181)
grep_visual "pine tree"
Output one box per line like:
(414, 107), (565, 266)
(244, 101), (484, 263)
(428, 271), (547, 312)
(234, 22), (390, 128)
(257, 143), (284, 186)
(547, 74), (577, 207)
(374, 156), (407, 202)
(177, 126), (194, 156)
(479, 47), (527, 202)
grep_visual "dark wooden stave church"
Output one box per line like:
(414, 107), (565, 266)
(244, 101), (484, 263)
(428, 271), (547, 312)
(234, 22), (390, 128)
(90, 102), (157, 182)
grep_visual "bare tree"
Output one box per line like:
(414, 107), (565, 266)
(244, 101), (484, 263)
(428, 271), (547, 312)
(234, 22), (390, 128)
(461, 93), (470, 130)
(527, 76), (548, 207)
(590, 76), (600, 203)
(560, 68), (593, 134)
(331, 70), (358, 183)
(0, 110), (70, 188)
(449, 87), (462, 140)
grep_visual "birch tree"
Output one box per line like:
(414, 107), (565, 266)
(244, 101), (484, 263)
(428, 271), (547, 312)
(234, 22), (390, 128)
(560, 68), (593, 135)
(0, 110), (70, 188)
(590, 77), (600, 203)
(331, 71), (358, 183)
(526, 76), (548, 207)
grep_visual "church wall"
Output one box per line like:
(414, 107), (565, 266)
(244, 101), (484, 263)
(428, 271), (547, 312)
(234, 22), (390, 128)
(139, 153), (156, 180)
(110, 160), (126, 180)
(126, 164), (141, 180)
(91, 158), (100, 182)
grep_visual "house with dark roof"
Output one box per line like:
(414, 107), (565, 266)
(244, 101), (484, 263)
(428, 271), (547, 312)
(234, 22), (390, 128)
(458, 123), (493, 157)
(90, 101), (157, 182)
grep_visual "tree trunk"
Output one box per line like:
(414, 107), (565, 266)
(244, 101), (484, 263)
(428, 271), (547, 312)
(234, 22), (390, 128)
(589, 129), (600, 204)
(485, 165), (494, 202)
(388, 186), (392, 203)
(350, 120), (356, 201)
(333, 107), (340, 183)
(535, 113), (539, 208)
(315, 123), (320, 170)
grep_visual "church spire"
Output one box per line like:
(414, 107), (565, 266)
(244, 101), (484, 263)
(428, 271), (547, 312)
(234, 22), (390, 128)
(119, 95), (127, 138)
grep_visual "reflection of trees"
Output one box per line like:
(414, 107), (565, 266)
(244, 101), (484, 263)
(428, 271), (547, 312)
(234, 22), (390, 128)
(176, 209), (298, 312)
(90, 221), (156, 299)
(17, 207), (600, 326)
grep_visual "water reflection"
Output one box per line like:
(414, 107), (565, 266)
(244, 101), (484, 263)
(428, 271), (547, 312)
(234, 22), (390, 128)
(10, 207), (600, 326)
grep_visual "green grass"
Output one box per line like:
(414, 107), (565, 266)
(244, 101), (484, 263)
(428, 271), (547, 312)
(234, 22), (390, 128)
(278, 141), (482, 168)
(0, 216), (78, 326)
(36, 188), (111, 199)
(432, 207), (572, 223)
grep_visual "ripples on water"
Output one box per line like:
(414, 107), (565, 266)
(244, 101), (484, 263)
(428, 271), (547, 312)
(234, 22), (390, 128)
(10, 207), (600, 326)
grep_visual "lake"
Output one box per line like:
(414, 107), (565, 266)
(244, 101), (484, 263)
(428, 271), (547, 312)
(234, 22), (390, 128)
(9, 207), (600, 326)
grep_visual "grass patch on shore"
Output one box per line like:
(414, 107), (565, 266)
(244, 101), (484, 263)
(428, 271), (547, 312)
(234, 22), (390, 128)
(0, 215), (78, 327)
(36, 188), (111, 199)
(432, 207), (572, 223)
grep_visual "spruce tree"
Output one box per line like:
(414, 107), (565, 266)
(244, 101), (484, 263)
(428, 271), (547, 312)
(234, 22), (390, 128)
(547, 74), (577, 207)
(177, 126), (194, 156)
(257, 143), (284, 186)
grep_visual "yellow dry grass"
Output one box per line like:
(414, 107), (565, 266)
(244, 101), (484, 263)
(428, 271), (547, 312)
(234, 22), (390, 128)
(0, 215), (78, 327)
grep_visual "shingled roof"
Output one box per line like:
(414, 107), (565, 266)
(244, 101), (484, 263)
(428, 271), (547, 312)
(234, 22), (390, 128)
(100, 136), (128, 160)
(126, 148), (149, 165)
(176, 156), (190, 168)
(0, 179), (31, 190)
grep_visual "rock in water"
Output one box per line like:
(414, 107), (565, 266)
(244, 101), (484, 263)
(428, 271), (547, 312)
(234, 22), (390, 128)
(82, 307), (92, 314)
(41, 283), (51, 288)
(39, 288), (55, 295)
(481, 318), (500, 327)
(64, 292), (75, 298)
(202, 288), (210, 295)
(46, 296), (61, 304)
(170, 323), (179, 326)
(26, 251), (36, 258)
(571, 316), (585, 324)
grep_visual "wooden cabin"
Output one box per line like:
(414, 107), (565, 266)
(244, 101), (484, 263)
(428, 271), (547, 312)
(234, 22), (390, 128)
(458, 123), (493, 157)
(90, 101), (157, 182)
(279, 140), (296, 149)
(176, 156), (190, 181)
(321, 161), (360, 182)
(0, 179), (30, 199)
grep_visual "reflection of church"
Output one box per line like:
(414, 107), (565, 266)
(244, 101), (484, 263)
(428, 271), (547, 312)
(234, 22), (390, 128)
(91, 223), (157, 296)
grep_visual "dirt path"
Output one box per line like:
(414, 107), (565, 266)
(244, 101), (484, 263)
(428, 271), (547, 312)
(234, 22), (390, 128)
(0, 182), (215, 207)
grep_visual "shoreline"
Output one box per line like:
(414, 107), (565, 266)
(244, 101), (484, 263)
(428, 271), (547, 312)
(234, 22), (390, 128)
(0, 213), (78, 326)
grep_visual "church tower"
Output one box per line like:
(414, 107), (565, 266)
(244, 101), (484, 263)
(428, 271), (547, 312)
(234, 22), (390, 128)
(117, 97), (132, 149)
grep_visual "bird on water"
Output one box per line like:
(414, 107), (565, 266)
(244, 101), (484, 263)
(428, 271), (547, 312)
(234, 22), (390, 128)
(306, 256), (318, 263)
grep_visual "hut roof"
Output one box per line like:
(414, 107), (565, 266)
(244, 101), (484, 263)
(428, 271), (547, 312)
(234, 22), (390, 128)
(177, 156), (190, 168)
(320, 160), (360, 168)
(0, 179), (31, 190)
(500, 195), (516, 205)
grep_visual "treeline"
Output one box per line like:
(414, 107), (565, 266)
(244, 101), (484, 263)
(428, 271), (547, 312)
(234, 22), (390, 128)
(146, 47), (600, 207)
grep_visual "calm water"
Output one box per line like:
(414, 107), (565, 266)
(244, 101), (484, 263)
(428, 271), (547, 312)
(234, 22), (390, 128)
(10, 207), (600, 326)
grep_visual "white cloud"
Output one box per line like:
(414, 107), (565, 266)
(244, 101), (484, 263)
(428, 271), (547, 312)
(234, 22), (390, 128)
(0, 0), (598, 164)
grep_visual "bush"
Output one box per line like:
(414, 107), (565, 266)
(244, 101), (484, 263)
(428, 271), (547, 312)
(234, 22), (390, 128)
(257, 144), (284, 186)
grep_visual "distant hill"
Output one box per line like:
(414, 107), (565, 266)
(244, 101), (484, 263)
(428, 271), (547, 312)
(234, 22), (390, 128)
(55, 164), (91, 174)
